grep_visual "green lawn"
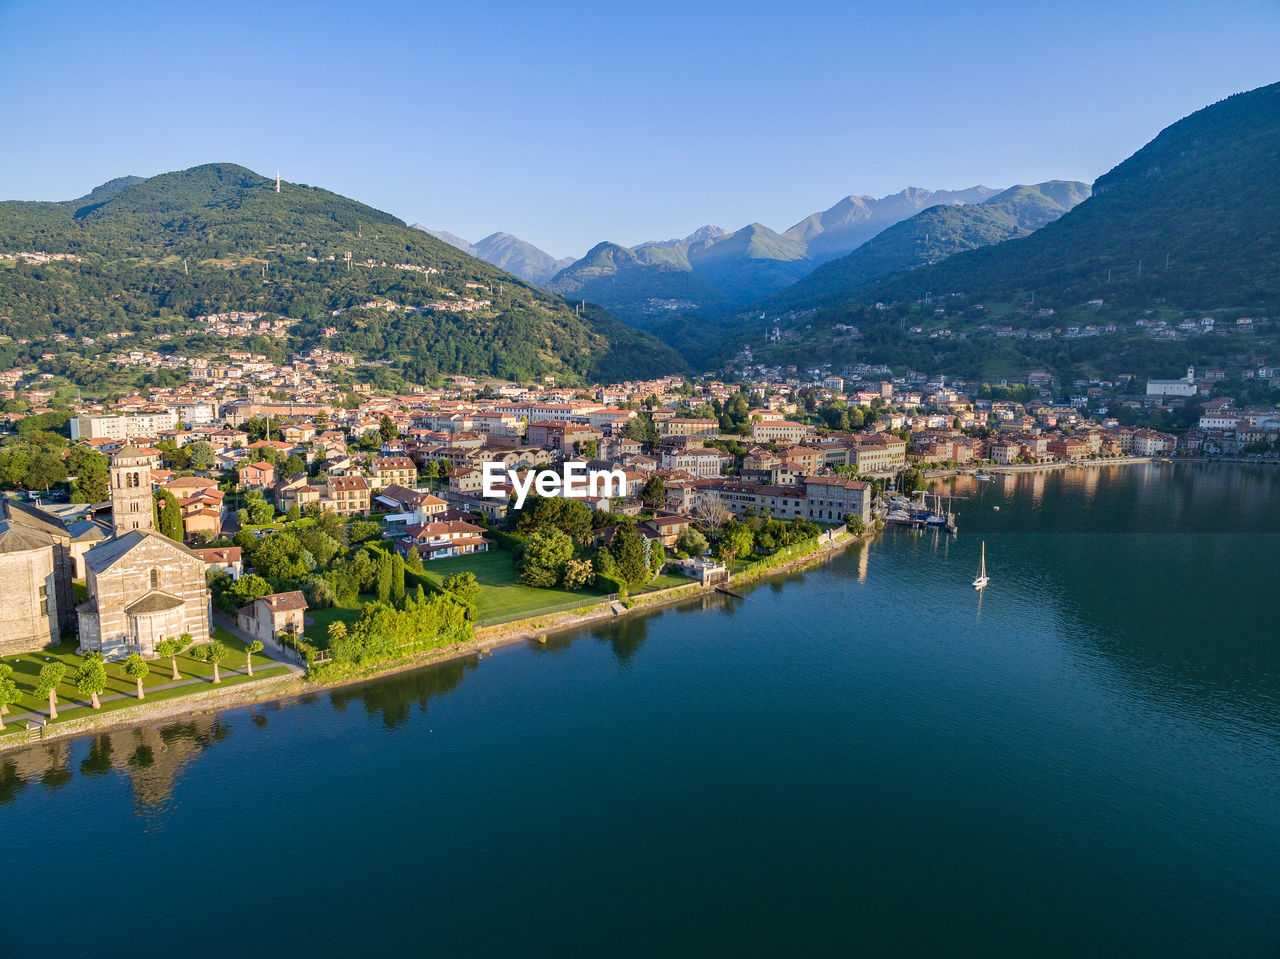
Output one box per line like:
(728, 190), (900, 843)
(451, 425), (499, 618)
(0, 630), (288, 736)
(303, 595), (377, 645)
(415, 549), (610, 622)
(636, 571), (694, 593)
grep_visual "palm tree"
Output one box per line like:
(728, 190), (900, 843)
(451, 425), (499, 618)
(245, 640), (263, 677)
(74, 652), (107, 710)
(123, 654), (150, 699)
(203, 641), (228, 684)
(156, 634), (187, 681)
(36, 662), (66, 720)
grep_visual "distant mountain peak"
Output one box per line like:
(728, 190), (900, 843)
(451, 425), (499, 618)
(412, 226), (574, 284)
(635, 224), (729, 250)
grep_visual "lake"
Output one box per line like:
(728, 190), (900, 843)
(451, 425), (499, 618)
(3, 462), (1279, 957)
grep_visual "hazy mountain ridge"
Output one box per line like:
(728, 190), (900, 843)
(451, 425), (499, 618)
(414, 226), (574, 284)
(781, 185), (1002, 261)
(545, 186), (1004, 323)
(758, 180), (1090, 313)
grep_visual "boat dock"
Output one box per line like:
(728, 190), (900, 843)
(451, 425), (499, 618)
(880, 492), (958, 533)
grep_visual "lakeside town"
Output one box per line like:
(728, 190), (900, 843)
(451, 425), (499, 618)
(1, 340), (1278, 746)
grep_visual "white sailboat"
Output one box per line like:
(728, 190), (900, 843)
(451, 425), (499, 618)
(973, 541), (989, 590)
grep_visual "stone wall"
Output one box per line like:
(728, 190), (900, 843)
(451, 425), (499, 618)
(0, 548), (60, 655)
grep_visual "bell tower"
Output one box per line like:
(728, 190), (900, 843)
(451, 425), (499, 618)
(110, 446), (155, 537)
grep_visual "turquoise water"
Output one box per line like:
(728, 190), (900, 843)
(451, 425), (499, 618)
(3, 463), (1280, 956)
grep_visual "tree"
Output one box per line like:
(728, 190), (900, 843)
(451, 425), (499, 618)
(242, 490), (275, 526)
(26, 451), (67, 490)
(641, 474), (666, 509)
(157, 488), (184, 541)
(327, 621), (348, 645)
(391, 553), (406, 605)
(520, 526), (575, 587)
(67, 445), (109, 503)
(201, 641), (228, 684)
(620, 413), (658, 446)
(74, 653), (108, 710)
(899, 467), (925, 496)
(693, 492), (731, 530)
(379, 414), (398, 443)
(245, 640), (263, 677)
(847, 516), (867, 536)
(156, 634), (188, 681)
(36, 662), (66, 720)
(442, 572), (481, 606)
(186, 440), (217, 471)
(0, 664), (19, 731)
(220, 574), (273, 614)
(562, 558), (595, 590)
(674, 526), (708, 557)
(717, 522), (755, 568)
(511, 495), (593, 543)
(609, 521), (651, 585)
(376, 552), (393, 603)
(123, 653), (149, 699)
(403, 546), (424, 573)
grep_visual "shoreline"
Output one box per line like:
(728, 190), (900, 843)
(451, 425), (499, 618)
(0, 529), (866, 756)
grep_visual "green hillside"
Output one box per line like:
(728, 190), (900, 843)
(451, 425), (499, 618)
(0, 164), (687, 384)
(860, 83), (1280, 311)
(759, 180), (1089, 312)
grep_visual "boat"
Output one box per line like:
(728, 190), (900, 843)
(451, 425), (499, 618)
(973, 541), (989, 590)
(992, 506), (1000, 511)
(974, 472), (992, 481)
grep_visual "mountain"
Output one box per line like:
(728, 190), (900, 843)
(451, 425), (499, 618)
(0, 164), (687, 385)
(417, 226), (475, 255)
(762, 180), (1089, 312)
(414, 227), (573, 284)
(546, 188), (1004, 324)
(853, 83), (1280, 312)
(781, 186), (1001, 262)
(685, 223), (813, 301)
(635, 224), (729, 251)
(69, 175), (146, 216)
(546, 240), (735, 318)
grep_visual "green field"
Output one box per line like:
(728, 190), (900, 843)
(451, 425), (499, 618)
(0, 629), (289, 737)
(303, 595), (376, 645)
(416, 549), (612, 624)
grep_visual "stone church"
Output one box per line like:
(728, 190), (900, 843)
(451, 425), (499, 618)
(0, 498), (76, 656)
(77, 447), (211, 659)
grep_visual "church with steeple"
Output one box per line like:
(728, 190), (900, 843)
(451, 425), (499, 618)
(76, 447), (211, 659)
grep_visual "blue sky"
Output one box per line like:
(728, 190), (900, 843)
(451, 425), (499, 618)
(1, 0), (1277, 258)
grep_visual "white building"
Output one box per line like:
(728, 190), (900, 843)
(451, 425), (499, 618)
(72, 410), (179, 442)
(1145, 367), (1197, 398)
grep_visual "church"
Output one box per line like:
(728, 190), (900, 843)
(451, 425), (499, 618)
(77, 447), (211, 659)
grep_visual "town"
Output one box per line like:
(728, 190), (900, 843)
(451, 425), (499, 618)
(1, 339), (1277, 744)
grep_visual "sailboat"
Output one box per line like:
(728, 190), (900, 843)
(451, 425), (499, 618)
(972, 541), (989, 590)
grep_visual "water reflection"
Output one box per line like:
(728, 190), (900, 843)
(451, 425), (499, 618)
(329, 655), (479, 730)
(0, 715), (233, 816)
